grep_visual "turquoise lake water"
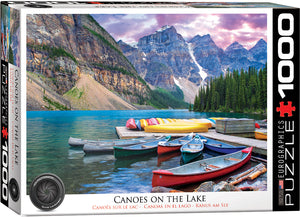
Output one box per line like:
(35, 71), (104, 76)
(27, 110), (266, 194)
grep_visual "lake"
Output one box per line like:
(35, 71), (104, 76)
(27, 110), (266, 194)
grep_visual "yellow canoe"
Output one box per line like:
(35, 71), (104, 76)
(209, 117), (226, 121)
(174, 120), (212, 129)
(189, 119), (214, 128)
(156, 118), (165, 124)
(140, 119), (148, 129)
(255, 131), (267, 140)
(144, 122), (209, 133)
(167, 118), (176, 123)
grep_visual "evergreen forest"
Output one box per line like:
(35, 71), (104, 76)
(193, 65), (267, 113)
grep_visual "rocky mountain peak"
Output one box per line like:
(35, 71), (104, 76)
(121, 25), (201, 90)
(27, 14), (150, 109)
(249, 38), (267, 63)
(256, 38), (267, 45)
(117, 40), (137, 53)
(119, 24), (267, 101)
(250, 38), (267, 52)
(156, 25), (174, 32)
(189, 34), (213, 44)
(225, 41), (249, 59)
(225, 41), (244, 51)
(137, 25), (185, 52)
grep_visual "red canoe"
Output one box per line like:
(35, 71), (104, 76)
(126, 118), (137, 130)
(152, 147), (253, 187)
(157, 134), (193, 155)
(158, 145), (182, 155)
(147, 118), (159, 126)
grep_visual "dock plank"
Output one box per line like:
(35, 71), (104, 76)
(115, 127), (267, 155)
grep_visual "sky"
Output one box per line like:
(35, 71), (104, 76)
(92, 14), (267, 50)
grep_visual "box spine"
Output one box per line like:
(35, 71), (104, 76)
(272, 7), (300, 211)
(1, 2), (21, 214)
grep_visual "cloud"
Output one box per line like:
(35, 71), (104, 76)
(217, 14), (267, 31)
(91, 13), (267, 50)
(93, 14), (158, 43)
(154, 14), (200, 27)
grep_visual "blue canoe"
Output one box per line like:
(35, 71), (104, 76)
(180, 134), (204, 164)
(198, 135), (246, 154)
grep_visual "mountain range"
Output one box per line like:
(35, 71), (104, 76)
(118, 25), (267, 102)
(26, 15), (267, 110)
(26, 14), (151, 110)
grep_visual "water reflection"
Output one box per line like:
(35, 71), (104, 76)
(27, 110), (266, 194)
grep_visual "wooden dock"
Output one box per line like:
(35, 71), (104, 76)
(115, 127), (267, 156)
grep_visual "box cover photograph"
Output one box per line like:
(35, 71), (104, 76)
(0, 0), (299, 216)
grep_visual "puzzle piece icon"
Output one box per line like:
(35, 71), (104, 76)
(276, 101), (296, 117)
(2, 127), (8, 139)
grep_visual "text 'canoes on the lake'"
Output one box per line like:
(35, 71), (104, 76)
(152, 147), (253, 187)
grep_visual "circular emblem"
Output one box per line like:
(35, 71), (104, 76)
(9, 178), (20, 202)
(30, 173), (65, 211)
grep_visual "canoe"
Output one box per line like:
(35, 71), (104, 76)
(198, 135), (246, 154)
(156, 118), (164, 124)
(83, 137), (159, 155)
(180, 134), (204, 164)
(149, 118), (159, 125)
(207, 118), (216, 124)
(255, 131), (267, 140)
(189, 119), (214, 128)
(152, 147), (253, 187)
(114, 136), (171, 158)
(146, 118), (158, 126)
(162, 119), (170, 124)
(126, 118), (137, 130)
(140, 119), (148, 129)
(135, 120), (142, 131)
(167, 118), (176, 122)
(209, 117), (225, 121)
(176, 120), (212, 129)
(68, 137), (112, 147)
(157, 134), (194, 155)
(145, 122), (209, 133)
(83, 143), (116, 154)
(68, 136), (156, 147)
(255, 120), (267, 129)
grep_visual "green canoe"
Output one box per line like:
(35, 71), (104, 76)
(114, 136), (171, 158)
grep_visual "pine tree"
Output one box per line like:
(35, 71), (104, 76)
(193, 94), (199, 111)
(199, 87), (204, 111)
(205, 81), (211, 111)
(225, 86), (231, 112)
(193, 65), (267, 113)
(231, 78), (237, 112)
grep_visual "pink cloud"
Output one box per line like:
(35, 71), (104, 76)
(155, 14), (200, 27)
(218, 14), (267, 30)
(92, 13), (267, 50)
